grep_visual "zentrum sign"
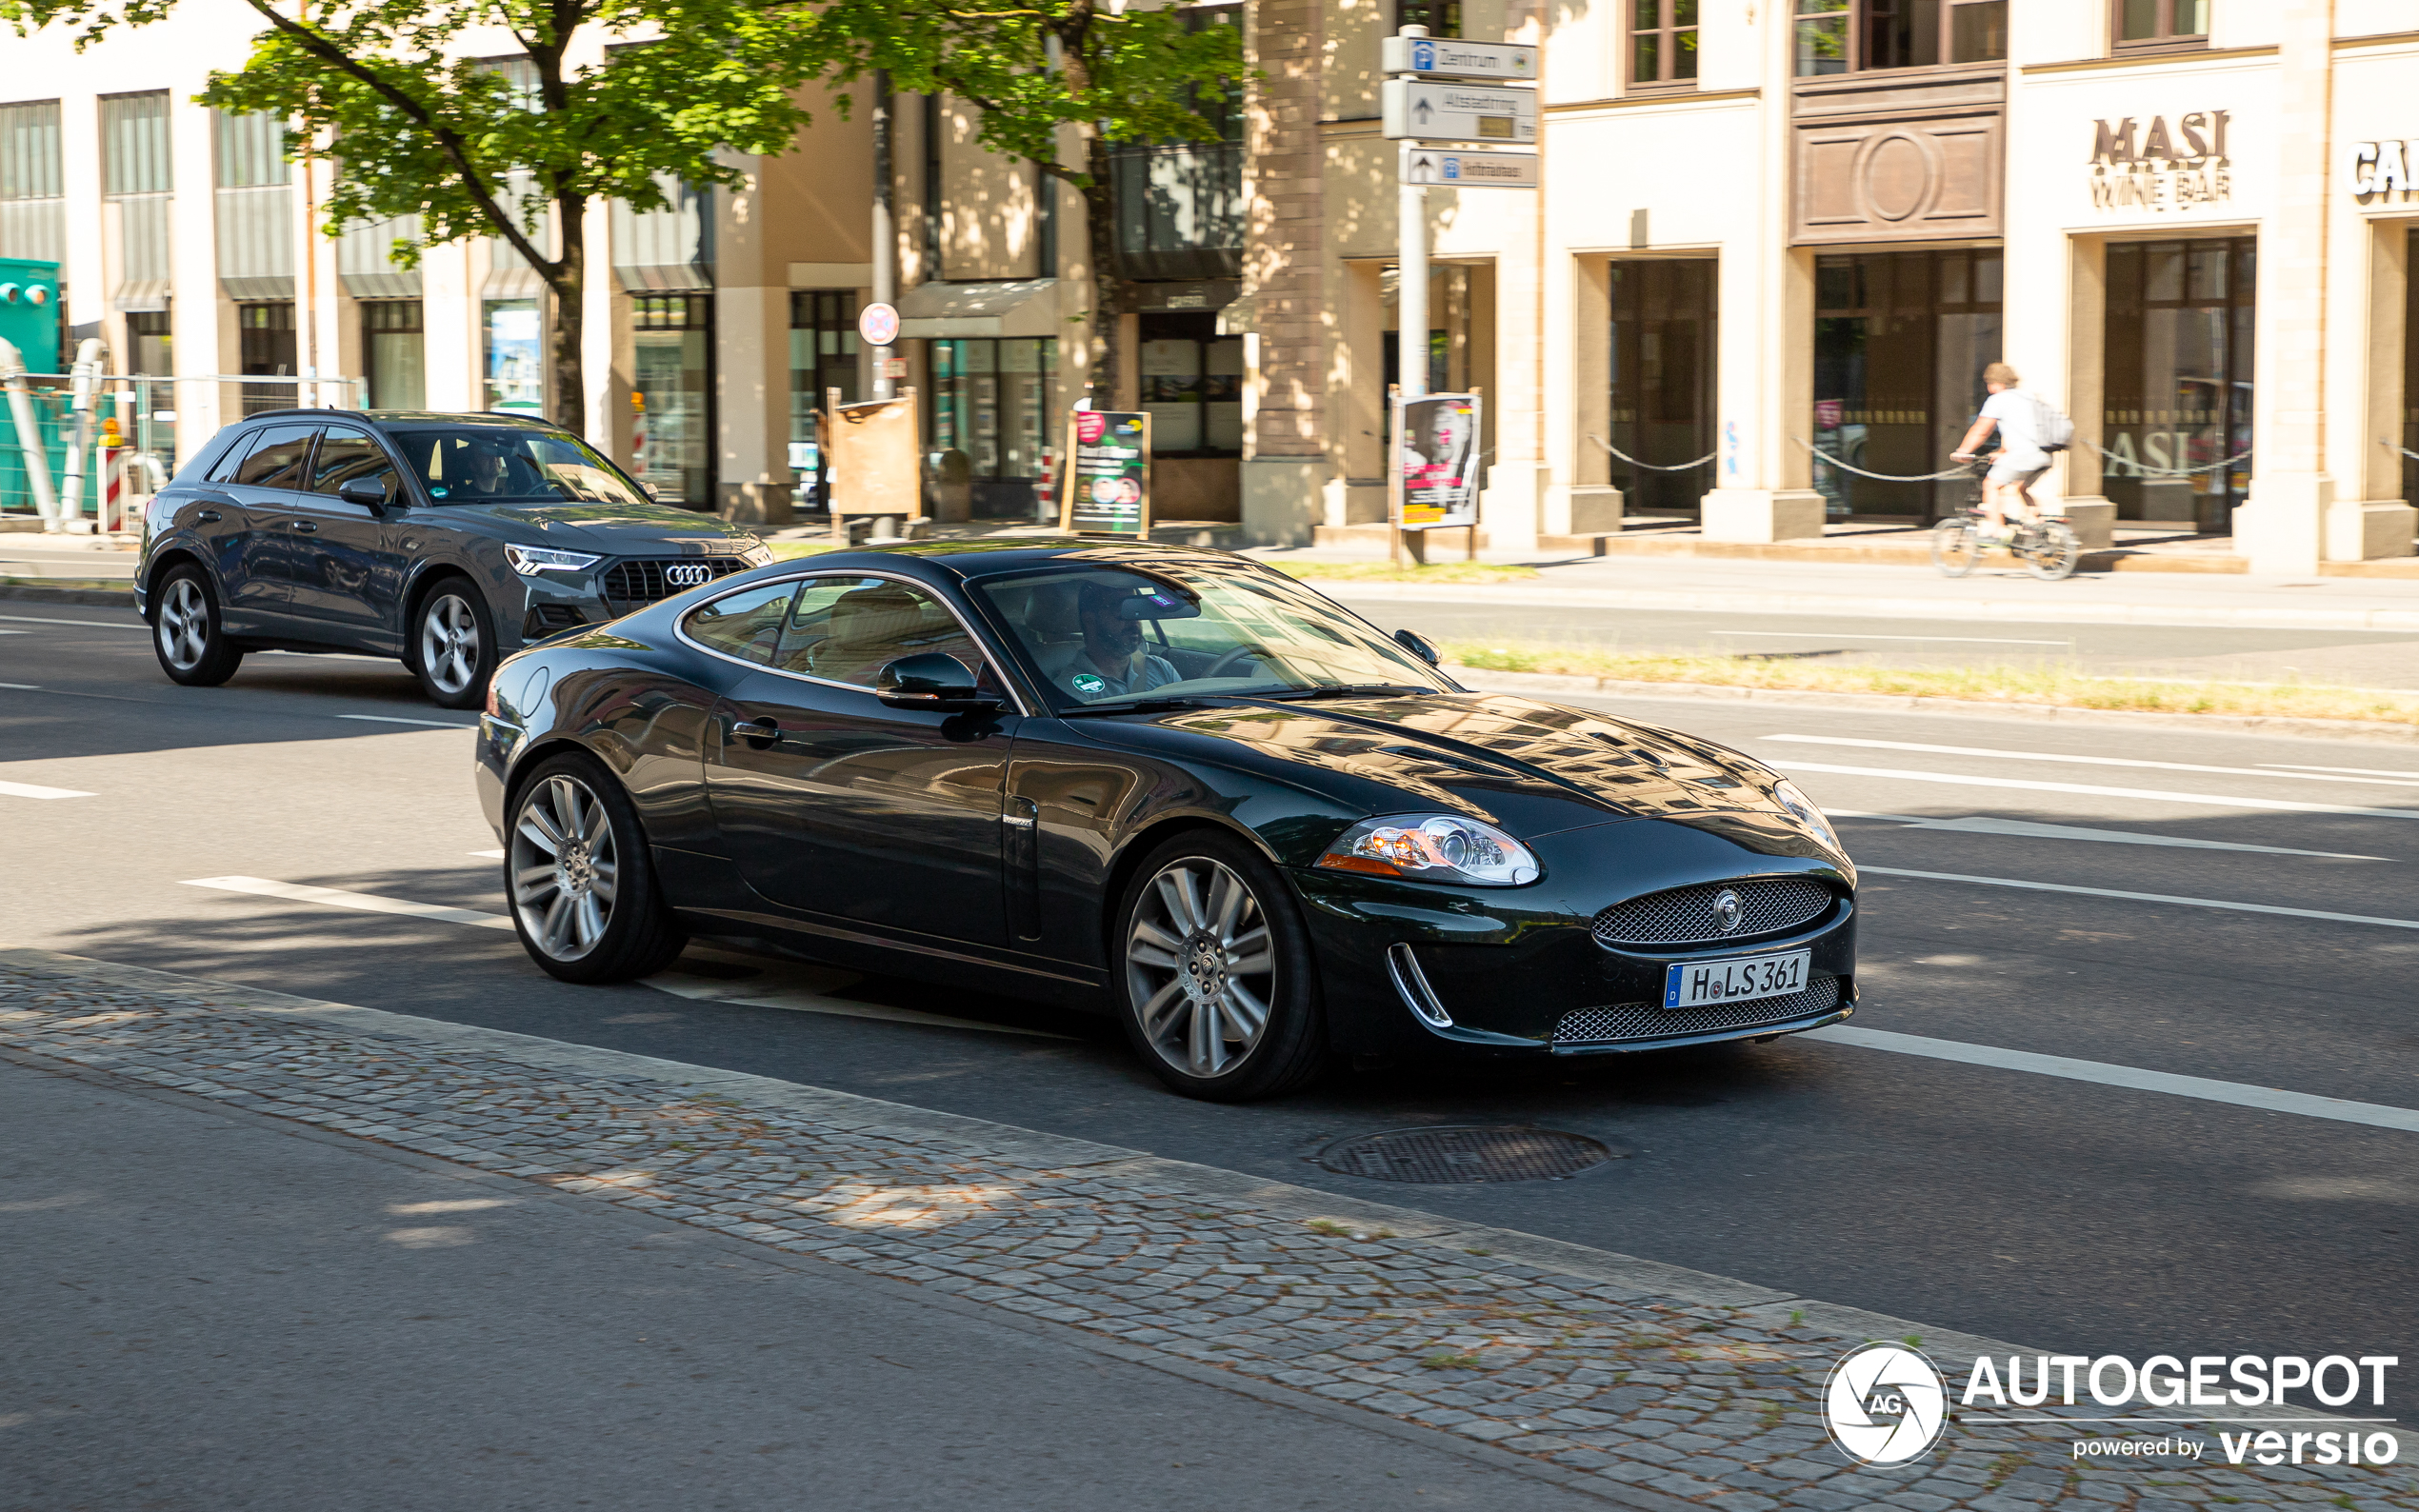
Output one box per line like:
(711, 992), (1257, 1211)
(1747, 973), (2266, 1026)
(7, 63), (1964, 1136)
(2088, 110), (2232, 211)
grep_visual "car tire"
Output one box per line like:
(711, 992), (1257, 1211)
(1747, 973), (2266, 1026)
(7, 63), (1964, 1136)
(1112, 829), (1326, 1102)
(411, 578), (498, 709)
(507, 752), (687, 985)
(150, 563), (245, 686)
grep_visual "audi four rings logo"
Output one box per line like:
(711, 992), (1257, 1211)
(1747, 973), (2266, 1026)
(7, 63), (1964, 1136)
(1713, 887), (1744, 933)
(1825, 1344), (1949, 1466)
(665, 564), (714, 587)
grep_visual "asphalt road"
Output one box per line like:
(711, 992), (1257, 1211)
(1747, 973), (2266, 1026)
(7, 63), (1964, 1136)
(4, 602), (2414, 1388)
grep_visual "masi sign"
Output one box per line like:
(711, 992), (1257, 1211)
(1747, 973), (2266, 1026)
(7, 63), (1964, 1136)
(2088, 111), (2232, 211)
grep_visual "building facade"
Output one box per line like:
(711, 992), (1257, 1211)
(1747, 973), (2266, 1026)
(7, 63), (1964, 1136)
(10, 0), (2419, 572)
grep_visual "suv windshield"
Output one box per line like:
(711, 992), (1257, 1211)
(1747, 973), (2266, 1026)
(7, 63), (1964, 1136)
(969, 560), (1454, 707)
(386, 427), (650, 507)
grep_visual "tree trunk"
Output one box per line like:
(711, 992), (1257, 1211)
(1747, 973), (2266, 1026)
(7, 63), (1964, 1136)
(548, 196), (587, 435)
(1079, 130), (1123, 407)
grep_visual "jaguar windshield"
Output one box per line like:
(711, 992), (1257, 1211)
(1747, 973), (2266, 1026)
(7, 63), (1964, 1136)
(386, 427), (651, 507)
(970, 562), (1456, 707)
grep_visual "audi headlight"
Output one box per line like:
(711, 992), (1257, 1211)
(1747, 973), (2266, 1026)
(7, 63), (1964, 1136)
(1772, 779), (1840, 848)
(737, 542), (774, 567)
(504, 543), (602, 577)
(1314, 814), (1539, 886)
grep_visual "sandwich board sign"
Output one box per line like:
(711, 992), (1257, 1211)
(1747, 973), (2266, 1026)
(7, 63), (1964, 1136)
(1059, 409), (1152, 536)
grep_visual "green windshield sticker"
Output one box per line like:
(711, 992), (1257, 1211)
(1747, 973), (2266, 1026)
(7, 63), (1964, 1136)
(1072, 673), (1107, 695)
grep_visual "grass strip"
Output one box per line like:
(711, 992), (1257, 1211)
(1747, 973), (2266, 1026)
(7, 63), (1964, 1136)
(765, 540), (851, 561)
(1267, 561), (1541, 584)
(1442, 642), (2419, 728)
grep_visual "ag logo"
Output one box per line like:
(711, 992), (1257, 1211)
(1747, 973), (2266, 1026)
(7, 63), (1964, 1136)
(1823, 1343), (1948, 1466)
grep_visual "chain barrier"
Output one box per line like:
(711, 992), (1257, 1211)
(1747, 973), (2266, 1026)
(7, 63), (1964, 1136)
(2074, 435), (2252, 478)
(1791, 437), (1972, 483)
(1587, 433), (1715, 472)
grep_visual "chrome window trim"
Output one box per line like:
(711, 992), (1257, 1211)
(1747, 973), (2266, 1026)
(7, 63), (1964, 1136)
(671, 567), (1032, 718)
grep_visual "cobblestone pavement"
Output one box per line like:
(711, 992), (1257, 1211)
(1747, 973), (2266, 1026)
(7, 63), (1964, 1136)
(5, 947), (2411, 1512)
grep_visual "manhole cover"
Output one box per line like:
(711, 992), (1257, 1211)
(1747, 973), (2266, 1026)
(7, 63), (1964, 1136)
(1314, 1125), (1616, 1184)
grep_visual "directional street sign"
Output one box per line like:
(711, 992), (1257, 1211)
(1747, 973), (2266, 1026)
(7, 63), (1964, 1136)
(1400, 144), (1539, 189)
(1382, 79), (1538, 144)
(1380, 35), (1539, 82)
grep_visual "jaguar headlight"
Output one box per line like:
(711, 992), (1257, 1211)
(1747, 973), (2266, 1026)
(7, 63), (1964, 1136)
(1772, 779), (1840, 848)
(504, 543), (602, 577)
(1314, 814), (1539, 886)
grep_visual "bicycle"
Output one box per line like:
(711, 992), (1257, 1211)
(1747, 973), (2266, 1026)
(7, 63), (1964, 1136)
(1930, 460), (2081, 581)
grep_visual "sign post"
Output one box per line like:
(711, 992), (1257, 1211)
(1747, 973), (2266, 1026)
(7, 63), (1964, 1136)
(1384, 26), (1536, 566)
(1059, 408), (1152, 536)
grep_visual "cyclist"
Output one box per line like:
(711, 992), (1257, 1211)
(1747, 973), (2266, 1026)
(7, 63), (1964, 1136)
(1949, 363), (2050, 546)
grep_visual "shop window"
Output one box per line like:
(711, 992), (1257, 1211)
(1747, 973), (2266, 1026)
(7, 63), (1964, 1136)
(931, 337), (1058, 518)
(2103, 237), (2253, 533)
(362, 300), (425, 411)
(2115, 0), (2207, 50)
(1394, 0), (1460, 37)
(126, 310), (170, 375)
(1608, 260), (1716, 517)
(1811, 248), (2002, 520)
(2406, 229), (2419, 516)
(237, 301), (295, 416)
(483, 299), (543, 415)
(1140, 313), (1243, 458)
(1629, 0), (1699, 90)
(632, 292), (713, 509)
(789, 290), (860, 512)
(1793, 0), (2005, 75)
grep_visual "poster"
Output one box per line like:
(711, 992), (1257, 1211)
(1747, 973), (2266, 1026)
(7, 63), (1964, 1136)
(1058, 409), (1151, 536)
(1392, 393), (1482, 530)
(826, 388), (921, 527)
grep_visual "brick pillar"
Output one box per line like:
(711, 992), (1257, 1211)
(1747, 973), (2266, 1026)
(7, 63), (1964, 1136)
(1239, 0), (1329, 546)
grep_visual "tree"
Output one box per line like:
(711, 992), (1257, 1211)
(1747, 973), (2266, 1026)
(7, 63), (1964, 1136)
(815, 0), (1246, 404)
(5, 0), (838, 432)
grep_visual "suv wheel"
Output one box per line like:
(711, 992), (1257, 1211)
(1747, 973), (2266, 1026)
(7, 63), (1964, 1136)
(411, 580), (497, 709)
(150, 564), (245, 686)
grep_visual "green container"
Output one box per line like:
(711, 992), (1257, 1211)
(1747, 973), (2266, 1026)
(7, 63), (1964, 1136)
(0, 257), (61, 374)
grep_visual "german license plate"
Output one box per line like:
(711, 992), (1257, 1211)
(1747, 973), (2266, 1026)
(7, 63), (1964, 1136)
(1663, 949), (1811, 1010)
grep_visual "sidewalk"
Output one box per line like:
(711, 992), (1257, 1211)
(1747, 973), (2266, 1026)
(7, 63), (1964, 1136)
(5, 945), (2407, 1512)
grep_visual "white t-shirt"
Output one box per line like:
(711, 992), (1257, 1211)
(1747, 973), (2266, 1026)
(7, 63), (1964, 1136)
(1980, 388), (2049, 470)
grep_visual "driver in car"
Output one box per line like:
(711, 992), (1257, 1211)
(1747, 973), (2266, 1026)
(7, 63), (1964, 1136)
(1041, 581), (1184, 702)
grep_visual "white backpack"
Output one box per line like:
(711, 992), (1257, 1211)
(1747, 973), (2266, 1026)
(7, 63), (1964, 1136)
(2030, 393), (2075, 453)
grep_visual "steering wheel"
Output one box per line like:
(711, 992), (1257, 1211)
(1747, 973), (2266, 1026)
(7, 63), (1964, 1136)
(1205, 644), (1266, 680)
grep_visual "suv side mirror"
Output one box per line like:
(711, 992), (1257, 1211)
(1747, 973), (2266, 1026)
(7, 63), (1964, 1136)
(1393, 627), (1442, 666)
(338, 476), (390, 511)
(876, 652), (1002, 712)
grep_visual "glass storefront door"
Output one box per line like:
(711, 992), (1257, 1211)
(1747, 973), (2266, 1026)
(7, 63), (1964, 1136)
(930, 337), (1058, 517)
(2103, 237), (2254, 532)
(788, 290), (859, 512)
(1140, 312), (1244, 459)
(238, 302), (296, 417)
(483, 299), (543, 415)
(2407, 229), (2419, 513)
(632, 292), (713, 509)
(1607, 259), (1716, 517)
(1812, 248), (2003, 520)
(362, 300), (425, 411)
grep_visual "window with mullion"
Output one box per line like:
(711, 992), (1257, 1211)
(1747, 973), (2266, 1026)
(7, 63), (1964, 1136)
(1793, 0), (2005, 75)
(1629, 0), (1699, 90)
(2115, 0), (2208, 49)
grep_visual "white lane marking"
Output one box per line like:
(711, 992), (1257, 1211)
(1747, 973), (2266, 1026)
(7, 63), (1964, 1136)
(181, 876), (517, 931)
(0, 778), (95, 800)
(1772, 760), (2419, 821)
(0, 613), (146, 629)
(0, 629), (26, 635)
(2265, 763), (2419, 779)
(1827, 808), (2385, 861)
(1766, 734), (2419, 789)
(336, 714), (477, 729)
(468, 848), (505, 860)
(1861, 865), (2419, 930)
(0, 683), (37, 689)
(1809, 1026), (2419, 1135)
(1710, 630), (2071, 647)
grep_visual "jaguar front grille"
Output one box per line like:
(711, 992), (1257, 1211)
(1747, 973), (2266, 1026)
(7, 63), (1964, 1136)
(1591, 877), (1834, 946)
(1552, 975), (1844, 1046)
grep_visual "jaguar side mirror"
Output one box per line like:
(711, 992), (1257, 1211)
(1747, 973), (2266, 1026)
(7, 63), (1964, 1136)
(876, 652), (1002, 712)
(338, 477), (391, 512)
(1393, 627), (1441, 666)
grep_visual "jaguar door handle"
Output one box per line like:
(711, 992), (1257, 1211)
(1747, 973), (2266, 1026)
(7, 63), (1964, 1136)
(290, 519), (319, 533)
(731, 718), (784, 748)
(194, 509), (222, 523)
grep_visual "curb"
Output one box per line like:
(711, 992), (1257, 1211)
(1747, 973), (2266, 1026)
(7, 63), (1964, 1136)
(0, 583), (140, 609)
(1447, 666), (2419, 746)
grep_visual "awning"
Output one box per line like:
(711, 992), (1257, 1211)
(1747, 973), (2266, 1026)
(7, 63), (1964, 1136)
(338, 215), (424, 299)
(110, 278), (170, 313)
(896, 278), (1059, 339)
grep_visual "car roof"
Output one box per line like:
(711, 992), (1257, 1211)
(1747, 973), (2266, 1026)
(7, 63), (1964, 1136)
(234, 408), (573, 434)
(811, 539), (1256, 581)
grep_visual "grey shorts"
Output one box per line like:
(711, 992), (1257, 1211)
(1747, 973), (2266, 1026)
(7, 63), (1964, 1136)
(1988, 460), (2050, 488)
